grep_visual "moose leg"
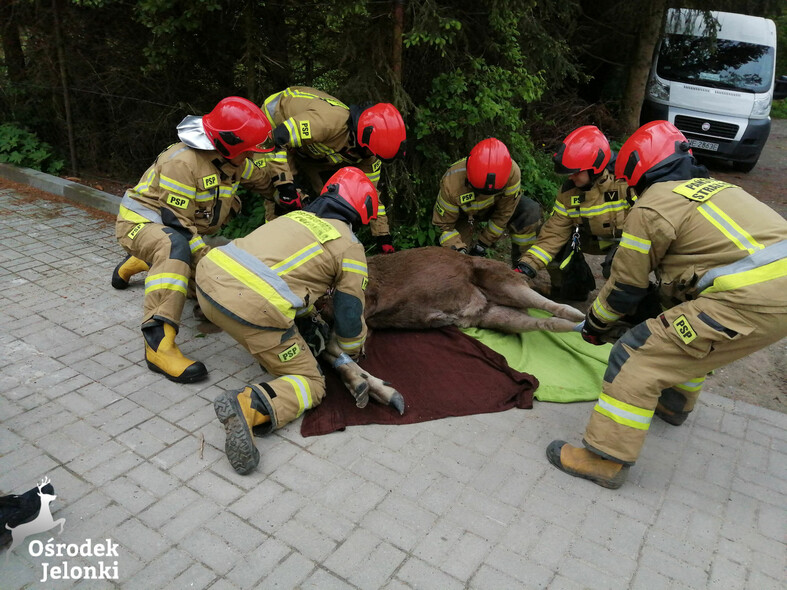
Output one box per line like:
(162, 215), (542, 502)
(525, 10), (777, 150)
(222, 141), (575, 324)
(474, 304), (583, 333)
(482, 278), (585, 323)
(322, 340), (405, 414)
(473, 265), (585, 322)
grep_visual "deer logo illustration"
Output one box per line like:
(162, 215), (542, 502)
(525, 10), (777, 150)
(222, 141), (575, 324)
(5, 477), (66, 555)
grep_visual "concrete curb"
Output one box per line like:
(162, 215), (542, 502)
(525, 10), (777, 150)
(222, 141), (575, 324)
(0, 162), (122, 216)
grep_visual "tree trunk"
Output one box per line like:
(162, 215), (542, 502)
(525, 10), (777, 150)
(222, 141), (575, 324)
(0, 0), (26, 83)
(52, 0), (77, 174)
(619, 0), (667, 134)
(392, 0), (404, 85)
(260, 8), (290, 91)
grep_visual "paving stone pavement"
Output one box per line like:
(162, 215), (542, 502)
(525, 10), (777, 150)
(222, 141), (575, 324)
(0, 182), (785, 590)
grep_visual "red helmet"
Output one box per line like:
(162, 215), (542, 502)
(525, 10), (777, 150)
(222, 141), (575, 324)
(321, 167), (378, 225)
(202, 97), (273, 159)
(466, 138), (512, 192)
(357, 103), (406, 161)
(615, 120), (692, 187)
(553, 125), (611, 175)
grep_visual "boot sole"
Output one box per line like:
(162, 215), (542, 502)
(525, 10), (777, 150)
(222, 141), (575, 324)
(214, 393), (260, 475)
(145, 360), (208, 384)
(546, 441), (628, 490)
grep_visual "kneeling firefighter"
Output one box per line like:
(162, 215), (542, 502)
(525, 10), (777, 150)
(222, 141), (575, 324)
(195, 167), (376, 474)
(114, 97), (278, 383)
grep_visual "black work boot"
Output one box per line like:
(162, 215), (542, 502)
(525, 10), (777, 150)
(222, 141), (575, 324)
(214, 388), (267, 475)
(655, 403), (690, 426)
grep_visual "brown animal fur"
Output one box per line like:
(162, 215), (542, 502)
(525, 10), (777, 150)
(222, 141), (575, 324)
(361, 246), (585, 332)
(320, 247), (586, 412)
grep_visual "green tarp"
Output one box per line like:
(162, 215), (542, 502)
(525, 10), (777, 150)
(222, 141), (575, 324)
(461, 309), (612, 403)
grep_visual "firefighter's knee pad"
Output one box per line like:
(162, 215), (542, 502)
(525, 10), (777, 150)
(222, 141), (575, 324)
(161, 227), (192, 264)
(509, 196), (542, 231)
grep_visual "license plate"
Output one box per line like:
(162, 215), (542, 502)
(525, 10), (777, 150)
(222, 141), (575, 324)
(688, 139), (719, 152)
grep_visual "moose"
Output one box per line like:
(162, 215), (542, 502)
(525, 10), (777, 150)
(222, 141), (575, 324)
(4, 476), (65, 555)
(320, 246), (587, 412)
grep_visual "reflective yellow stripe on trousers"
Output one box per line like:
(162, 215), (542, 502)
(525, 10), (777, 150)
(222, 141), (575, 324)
(593, 393), (654, 431)
(145, 272), (189, 295)
(281, 375), (313, 417)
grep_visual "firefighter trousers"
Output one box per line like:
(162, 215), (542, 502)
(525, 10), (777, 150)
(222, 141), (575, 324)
(584, 297), (787, 464)
(195, 290), (326, 430)
(116, 220), (193, 328)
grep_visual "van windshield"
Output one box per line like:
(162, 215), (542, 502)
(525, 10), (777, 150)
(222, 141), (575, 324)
(657, 34), (774, 93)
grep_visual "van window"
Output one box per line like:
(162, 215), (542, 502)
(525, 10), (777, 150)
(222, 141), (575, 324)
(656, 34), (774, 93)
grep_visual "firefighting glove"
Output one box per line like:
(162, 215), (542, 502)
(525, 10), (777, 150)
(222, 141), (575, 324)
(376, 234), (395, 254)
(275, 183), (303, 212)
(468, 242), (490, 257)
(514, 261), (537, 278)
(295, 312), (331, 357)
(580, 309), (610, 346)
(453, 246), (468, 255)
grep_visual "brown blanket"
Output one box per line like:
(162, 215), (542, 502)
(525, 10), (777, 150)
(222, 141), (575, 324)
(300, 326), (538, 437)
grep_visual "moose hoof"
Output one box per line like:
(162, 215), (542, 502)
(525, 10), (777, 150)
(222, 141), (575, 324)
(354, 382), (370, 409)
(389, 392), (405, 415)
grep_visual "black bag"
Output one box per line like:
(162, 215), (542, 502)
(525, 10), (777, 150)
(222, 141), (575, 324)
(558, 227), (596, 301)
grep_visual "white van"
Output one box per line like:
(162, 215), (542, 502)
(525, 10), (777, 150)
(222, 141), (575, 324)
(641, 8), (787, 172)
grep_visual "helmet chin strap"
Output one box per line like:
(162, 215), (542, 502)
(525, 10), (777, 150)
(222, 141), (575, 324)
(634, 155), (706, 196)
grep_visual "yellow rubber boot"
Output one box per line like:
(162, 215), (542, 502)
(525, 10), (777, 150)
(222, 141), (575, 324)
(214, 387), (271, 474)
(143, 322), (208, 383)
(546, 441), (629, 489)
(112, 255), (150, 289)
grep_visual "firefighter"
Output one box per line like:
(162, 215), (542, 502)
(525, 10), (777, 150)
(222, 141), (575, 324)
(547, 120), (787, 489)
(259, 86), (405, 253)
(515, 126), (636, 300)
(196, 167), (375, 475)
(433, 138), (542, 263)
(114, 97), (278, 383)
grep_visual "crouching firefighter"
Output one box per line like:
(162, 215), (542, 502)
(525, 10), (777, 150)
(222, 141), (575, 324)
(433, 137), (542, 263)
(547, 120), (787, 489)
(114, 97), (278, 383)
(516, 126), (635, 301)
(195, 167), (376, 474)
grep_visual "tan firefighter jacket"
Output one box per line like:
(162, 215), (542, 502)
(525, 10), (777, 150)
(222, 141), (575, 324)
(591, 178), (787, 329)
(520, 169), (633, 269)
(433, 158), (522, 250)
(197, 211), (369, 357)
(261, 86), (383, 192)
(118, 142), (275, 263)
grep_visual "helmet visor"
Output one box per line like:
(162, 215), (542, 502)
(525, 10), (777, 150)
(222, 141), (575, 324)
(252, 130), (276, 153)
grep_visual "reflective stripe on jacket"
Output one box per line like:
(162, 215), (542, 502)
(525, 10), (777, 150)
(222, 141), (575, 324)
(520, 169), (632, 271)
(593, 178), (787, 320)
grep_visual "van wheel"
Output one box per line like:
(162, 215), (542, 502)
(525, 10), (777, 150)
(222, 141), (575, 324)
(732, 159), (757, 173)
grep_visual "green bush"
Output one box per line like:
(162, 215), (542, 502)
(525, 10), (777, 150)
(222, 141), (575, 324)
(219, 188), (267, 239)
(0, 123), (64, 175)
(771, 99), (787, 119)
